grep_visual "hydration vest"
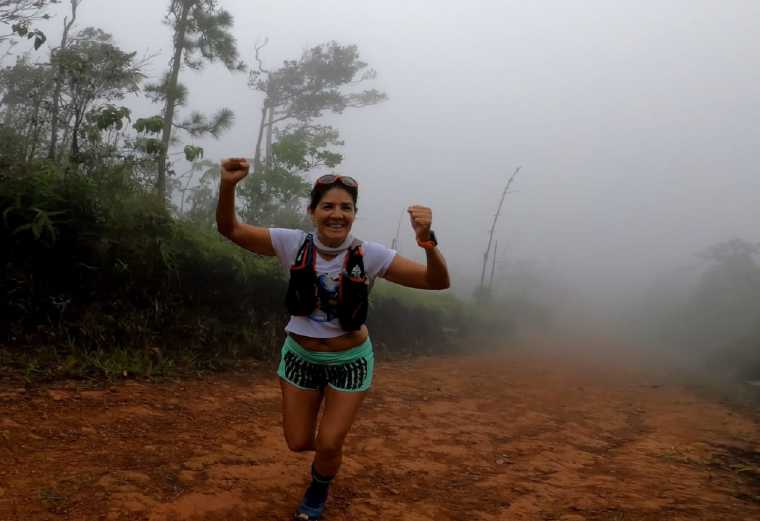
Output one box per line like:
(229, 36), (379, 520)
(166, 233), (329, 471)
(285, 233), (369, 331)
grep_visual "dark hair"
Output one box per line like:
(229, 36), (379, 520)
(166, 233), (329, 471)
(308, 182), (359, 211)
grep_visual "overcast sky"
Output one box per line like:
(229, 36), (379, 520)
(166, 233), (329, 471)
(27, 0), (760, 312)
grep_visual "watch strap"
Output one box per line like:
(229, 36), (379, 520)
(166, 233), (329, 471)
(417, 230), (438, 250)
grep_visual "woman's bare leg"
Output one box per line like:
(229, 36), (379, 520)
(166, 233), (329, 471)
(279, 377), (324, 452)
(312, 386), (367, 476)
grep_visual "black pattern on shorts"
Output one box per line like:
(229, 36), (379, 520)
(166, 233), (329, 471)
(284, 351), (369, 391)
(326, 357), (369, 391)
(283, 351), (326, 389)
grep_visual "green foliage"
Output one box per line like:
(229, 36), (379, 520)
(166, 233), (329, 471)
(93, 105), (131, 130)
(0, 55), (50, 104)
(0, 6), (465, 381)
(249, 41), (387, 121)
(180, 159), (217, 225)
(144, 74), (188, 106)
(370, 281), (526, 352)
(1, 1), (56, 47)
(242, 40), (386, 228)
(135, 137), (164, 155)
(53, 28), (145, 158)
(368, 282), (477, 355)
(9, 206), (66, 243)
(11, 22), (46, 49)
(1, 162), (67, 246)
(684, 239), (760, 348)
(236, 164), (311, 229)
(0, 162), (290, 378)
(154, 0), (243, 200)
(0, 24), (149, 168)
(53, 30), (144, 104)
(183, 144), (204, 161)
(638, 238), (760, 380)
(168, 0), (244, 72)
(0, 160), (482, 380)
(372, 281), (463, 314)
(134, 116), (165, 134)
(178, 108), (234, 138)
(0, 57), (55, 163)
(235, 125), (345, 228)
(272, 126), (344, 171)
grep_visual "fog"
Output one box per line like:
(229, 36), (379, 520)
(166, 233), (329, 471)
(29, 0), (760, 318)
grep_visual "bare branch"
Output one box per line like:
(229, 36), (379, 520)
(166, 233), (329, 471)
(253, 37), (269, 74)
(480, 166), (522, 292)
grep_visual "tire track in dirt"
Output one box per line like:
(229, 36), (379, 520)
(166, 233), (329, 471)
(0, 336), (758, 520)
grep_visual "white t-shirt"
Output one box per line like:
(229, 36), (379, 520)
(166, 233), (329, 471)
(269, 228), (397, 338)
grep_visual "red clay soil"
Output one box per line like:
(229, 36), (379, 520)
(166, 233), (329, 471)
(1, 336), (758, 521)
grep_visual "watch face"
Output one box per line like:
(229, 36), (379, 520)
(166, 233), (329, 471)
(429, 231), (438, 246)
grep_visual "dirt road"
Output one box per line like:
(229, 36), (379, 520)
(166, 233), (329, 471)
(1, 337), (758, 520)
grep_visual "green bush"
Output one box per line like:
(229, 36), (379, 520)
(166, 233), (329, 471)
(368, 282), (521, 354)
(1, 164), (289, 378)
(1, 163), (494, 380)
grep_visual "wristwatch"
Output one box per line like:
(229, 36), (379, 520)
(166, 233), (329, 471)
(417, 230), (438, 250)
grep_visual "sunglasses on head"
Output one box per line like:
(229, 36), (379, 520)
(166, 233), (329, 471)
(315, 174), (358, 188)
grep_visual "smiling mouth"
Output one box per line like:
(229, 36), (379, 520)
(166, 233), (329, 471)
(326, 222), (346, 230)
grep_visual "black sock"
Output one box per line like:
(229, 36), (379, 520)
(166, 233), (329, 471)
(303, 464), (334, 507)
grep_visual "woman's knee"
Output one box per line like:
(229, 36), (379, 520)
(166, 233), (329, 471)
(315, 434), (344, 456)
(285, 434), (315, 453)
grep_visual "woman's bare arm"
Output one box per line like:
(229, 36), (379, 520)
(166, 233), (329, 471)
(215, 158), (276, 256)
(383, 249), (450, 290)
(383, 205), (450, 290)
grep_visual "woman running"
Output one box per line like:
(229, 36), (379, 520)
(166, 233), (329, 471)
(215, 158), (450, 520)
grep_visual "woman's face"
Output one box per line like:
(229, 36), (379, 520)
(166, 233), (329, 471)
(309, 187), (356, 246)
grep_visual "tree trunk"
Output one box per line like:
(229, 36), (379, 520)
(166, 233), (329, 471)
(48, 0), (78, 160)
(21, 112), (33, 161)
(479, 166), (520, 295)
(480, 237), (494, 290)
(157, 0), (190, 202)
(253, 104), (268, 174)
(27, 94), (42, 160)
(59, 110), (72, 157)
(71, 104), (85, 160)
(488, 240), (498, 292)
(265, 104), (274, 170)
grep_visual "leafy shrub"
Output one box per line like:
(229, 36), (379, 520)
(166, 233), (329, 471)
(1, 163), (495, 380)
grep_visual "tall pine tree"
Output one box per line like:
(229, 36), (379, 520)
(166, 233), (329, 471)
(155, 0), (243, 201)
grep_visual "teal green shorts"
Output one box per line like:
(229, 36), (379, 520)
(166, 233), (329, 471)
(277, 335), (374, 393)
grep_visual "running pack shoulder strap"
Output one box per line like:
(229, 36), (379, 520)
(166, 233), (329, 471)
(338, 239), (369, 331)
(285, 235), (370, 331)
(285, 233), (318, 316)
